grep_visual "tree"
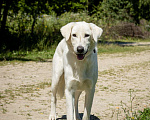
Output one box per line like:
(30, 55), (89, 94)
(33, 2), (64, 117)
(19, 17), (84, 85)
(1, 0), (11, 31)
(0, 0), (52, 51)
(92, 0), (150, 24)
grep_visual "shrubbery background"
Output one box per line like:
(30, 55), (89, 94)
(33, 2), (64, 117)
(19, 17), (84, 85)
(0, 0), (150, 52)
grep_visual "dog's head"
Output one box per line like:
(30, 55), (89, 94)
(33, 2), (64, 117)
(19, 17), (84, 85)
(60, 21), (103, 60)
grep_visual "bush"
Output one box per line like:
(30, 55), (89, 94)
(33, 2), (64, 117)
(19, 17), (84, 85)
(1, 12), (105, 52)
(1, 10), (149, 52)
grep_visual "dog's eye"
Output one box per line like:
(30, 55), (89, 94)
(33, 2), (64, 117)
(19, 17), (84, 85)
(85, 34), (90, 37)
(72, 34), (77, 37)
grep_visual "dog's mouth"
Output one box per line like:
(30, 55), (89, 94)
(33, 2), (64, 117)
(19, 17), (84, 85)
(76, 51), (88, 60)
(76, 54), (85, 60)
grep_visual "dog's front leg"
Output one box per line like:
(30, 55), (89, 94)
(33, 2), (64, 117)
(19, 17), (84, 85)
(82, 88), (95, 120)
(65, 88), (75, 120)
(74, 91), (82, 120)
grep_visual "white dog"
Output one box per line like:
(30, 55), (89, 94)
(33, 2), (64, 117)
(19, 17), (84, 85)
(49, 21), (103, 120)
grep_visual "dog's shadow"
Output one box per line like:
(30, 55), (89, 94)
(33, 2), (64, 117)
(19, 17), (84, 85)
(56, 113), (100, 120)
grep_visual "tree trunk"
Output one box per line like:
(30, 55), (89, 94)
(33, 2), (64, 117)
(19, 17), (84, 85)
(31, 15), (37, 35)
(0, 0), (4, 21)
(1, 0), (10, 32)
(132, 0), (140, 24)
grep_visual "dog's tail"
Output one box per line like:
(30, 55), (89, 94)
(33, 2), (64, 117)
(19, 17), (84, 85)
(56, 73), (65, 99)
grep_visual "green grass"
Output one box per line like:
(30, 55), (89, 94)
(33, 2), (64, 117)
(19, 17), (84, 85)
(0, 39), (150, 62)
(0, 46), (56, 62)
(105, 38), (150, 42)
(98, 44), (150, 54)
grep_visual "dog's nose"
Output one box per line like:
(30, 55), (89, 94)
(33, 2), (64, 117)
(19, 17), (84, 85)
(77, 46), (84, 53)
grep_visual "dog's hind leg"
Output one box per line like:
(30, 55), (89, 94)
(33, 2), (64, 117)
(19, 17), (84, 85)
(49, 56), (64, 120)
(57, 73), (65, 99)
(49, 73), (64, 120)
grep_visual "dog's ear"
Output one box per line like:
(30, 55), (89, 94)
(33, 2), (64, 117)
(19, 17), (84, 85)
(89, 23), (103, 42)
(60, 22), (75, 41)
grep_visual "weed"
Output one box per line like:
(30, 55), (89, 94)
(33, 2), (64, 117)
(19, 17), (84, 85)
(25, 105), (29, 107)
(0, 92), (6, 99)
(32, 108), (42, 112)
(4, 89), (16, 100)
(37, 82), (51, 89)
(120, 89), (137, 120)
(14, 111), (17, 113)
(114, 89), (150, 120)
(116, 107), (120, 120)
(27, 113), (32, 116)
(2, 108), (7, 114)
(137, 108), (150, 120)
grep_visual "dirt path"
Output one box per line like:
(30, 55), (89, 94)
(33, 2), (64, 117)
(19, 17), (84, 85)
(0, 50), (150, 120)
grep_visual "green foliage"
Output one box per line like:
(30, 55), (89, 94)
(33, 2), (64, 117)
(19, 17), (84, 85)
(92, 0), (150, 24)
(137, 108), (150, 120)
(1, 11), (103, 51)
(130, 0), (150, 24)
(93, 0), (135, 24)
(114, 89), (150, 120)
(47, 0), (89, 15)
(0, 0), (150, 52)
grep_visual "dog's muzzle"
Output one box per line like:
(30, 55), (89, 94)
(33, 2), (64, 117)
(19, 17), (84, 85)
(76, 46), (88, 60)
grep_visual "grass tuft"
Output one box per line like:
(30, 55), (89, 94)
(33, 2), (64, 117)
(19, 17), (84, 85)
(137, 108), (150, 120)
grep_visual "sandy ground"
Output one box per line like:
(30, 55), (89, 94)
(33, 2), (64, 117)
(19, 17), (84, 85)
(0, 50), (150, 120)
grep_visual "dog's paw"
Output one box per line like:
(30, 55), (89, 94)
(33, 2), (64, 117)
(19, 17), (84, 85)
(76, 118), (82, 120)
(75, 115), (82, 120)
(49, 114), (56, 120)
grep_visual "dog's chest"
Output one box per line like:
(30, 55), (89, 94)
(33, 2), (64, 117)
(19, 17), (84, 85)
(66, 60), (95, 90)
(72, 61), (90, 79)
(63, 51), (98, 90)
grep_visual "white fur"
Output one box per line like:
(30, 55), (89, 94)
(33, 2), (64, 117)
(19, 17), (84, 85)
(49, 21), (103, 120)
